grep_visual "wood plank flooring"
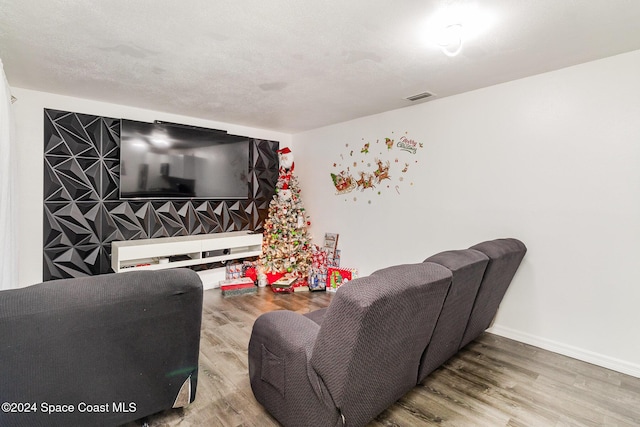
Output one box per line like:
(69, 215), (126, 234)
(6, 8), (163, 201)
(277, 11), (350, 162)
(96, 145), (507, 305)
(126, 288), (640, 427)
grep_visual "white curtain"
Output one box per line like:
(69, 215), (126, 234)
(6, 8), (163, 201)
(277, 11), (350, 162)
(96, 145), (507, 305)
(0, 57), (17, 290)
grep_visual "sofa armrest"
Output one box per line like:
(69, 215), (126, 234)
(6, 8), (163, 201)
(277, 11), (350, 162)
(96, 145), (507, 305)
(0, 269), (203, 427)
(248, 310), (339, 427)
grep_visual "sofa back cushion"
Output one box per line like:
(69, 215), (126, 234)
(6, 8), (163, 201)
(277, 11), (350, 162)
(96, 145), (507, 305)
(418, 249), (489, 382)
(459, 238), (527, 349)
(310, 262), (452, 427)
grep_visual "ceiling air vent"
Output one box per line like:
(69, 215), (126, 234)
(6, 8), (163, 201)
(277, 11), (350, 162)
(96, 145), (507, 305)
(405, 91), (434, 102)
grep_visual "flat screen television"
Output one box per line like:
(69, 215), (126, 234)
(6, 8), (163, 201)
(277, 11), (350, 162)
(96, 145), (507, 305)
(119, 119), (250, 199)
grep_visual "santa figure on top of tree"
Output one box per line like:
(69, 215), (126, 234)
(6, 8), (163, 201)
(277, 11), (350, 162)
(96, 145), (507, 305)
(278, 146), (295, 171)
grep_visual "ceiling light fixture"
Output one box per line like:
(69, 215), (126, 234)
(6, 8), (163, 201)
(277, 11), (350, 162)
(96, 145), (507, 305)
(436, 24), (463, 57)
(421, 2), (494, 57)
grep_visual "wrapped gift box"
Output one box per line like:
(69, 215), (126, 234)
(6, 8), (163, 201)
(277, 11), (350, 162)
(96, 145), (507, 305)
(266, 271), (285, 284)
(312, 246), (328, 270)
(308, 244), (330, 291)
(244, 267), (258, 283)
(271, 276), (297, 293)
(292, 282), (310, 292)
(220, 277), (256, 297)
(308, 271), (327, 291)
(327, 250), (341, 268)
(326, 267), (358, 293)
(225, 262), (244, 280)
(271, 286), (295, 294)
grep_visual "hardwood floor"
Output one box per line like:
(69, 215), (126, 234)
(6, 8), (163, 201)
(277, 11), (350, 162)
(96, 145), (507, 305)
(127, 288), (640, 427)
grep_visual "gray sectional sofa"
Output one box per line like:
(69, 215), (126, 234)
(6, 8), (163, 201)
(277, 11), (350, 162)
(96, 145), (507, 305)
(0, 268), (203, 427)
(248, 238), (527, 427)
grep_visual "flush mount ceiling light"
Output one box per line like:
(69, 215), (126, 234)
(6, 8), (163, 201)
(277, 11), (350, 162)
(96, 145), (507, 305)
(421, 2), (494, 57)
(436, 23), (463, 57)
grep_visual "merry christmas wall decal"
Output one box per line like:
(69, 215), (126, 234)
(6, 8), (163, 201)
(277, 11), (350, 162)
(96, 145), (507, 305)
(330, 132), (423, 203)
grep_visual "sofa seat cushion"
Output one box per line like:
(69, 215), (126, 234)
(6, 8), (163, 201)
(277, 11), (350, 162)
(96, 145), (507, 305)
(303, 307), (328, 326)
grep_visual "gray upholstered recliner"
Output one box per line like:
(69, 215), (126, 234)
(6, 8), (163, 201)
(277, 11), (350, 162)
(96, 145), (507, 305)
(0, 268), (203, 427)
(249, 262), (453, 427)
(418, 247), (489, 381)
(459, 238), (528, 349)
(418, 238), (527, 381)
(248, 238), (526, 427)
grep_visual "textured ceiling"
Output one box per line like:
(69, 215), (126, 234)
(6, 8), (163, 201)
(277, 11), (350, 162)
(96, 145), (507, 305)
(1, 0), (640, 133)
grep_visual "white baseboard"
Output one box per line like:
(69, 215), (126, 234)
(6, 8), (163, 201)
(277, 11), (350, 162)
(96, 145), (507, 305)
(488, 324), (640, 379)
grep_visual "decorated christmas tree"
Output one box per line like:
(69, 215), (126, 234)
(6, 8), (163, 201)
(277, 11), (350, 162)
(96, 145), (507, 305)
(260, 147), (313, 280)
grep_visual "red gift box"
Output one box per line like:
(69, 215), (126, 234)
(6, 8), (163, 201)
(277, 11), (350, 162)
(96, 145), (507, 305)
(326, 267), (358, 292)
(244, 267), (258, 283)
(266, 272), (285, 284)
(271, 285), (295, 293)
(270, 276), (297, 293)
(220, 277), (256, 296)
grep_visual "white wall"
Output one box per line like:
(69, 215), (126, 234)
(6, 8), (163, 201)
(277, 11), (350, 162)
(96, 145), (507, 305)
(11, 87), (291, 288)
(10, 52), (640, 377)
(293, 50), (640, 377)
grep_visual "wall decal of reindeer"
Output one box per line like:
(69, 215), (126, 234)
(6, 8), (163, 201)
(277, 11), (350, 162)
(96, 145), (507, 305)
(329, 133), (423, 200)
(374, 158), (391, 183)
(356, 171), (376, 191)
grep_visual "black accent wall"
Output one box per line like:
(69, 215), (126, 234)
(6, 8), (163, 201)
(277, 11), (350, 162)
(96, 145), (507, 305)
(43, 109), (279, 281)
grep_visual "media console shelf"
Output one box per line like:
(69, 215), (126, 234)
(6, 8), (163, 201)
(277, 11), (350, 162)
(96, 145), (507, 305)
(111, 231), (263, 289)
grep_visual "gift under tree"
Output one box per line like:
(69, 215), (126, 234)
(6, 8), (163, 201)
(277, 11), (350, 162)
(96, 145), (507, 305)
(260, 147), (313, 282)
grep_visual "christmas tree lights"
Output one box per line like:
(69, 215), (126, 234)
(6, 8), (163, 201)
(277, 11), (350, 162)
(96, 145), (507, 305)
(260, 148), (312, 279)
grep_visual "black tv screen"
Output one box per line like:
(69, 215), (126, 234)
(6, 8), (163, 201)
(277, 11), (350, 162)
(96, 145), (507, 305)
(119, 120), (250, 199)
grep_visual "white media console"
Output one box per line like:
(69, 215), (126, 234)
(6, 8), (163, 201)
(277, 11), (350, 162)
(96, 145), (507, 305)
(111, 231), (263, 289)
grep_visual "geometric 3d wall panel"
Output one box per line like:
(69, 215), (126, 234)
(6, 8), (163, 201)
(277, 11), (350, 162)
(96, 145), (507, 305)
(44, 109), (279, 281)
